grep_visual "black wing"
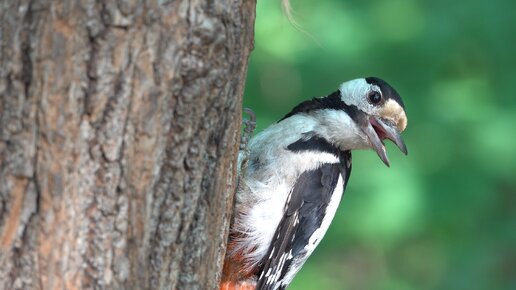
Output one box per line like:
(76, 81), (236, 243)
(256, 151), (351, 290)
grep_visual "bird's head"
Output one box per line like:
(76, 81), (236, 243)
(279, 77), (407, 166)
(336, 77), (407, 166)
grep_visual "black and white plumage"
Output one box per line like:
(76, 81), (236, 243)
(256, 144), (351, 290)
(223, 77), (408, 290)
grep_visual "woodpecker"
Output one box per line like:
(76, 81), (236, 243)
(221, 77), (408, 290)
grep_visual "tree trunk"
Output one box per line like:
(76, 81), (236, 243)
(0, 0), (255, 289)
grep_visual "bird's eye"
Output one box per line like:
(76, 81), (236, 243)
(368, 91), (382, 104)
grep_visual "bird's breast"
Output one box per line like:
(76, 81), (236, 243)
(234, 149), (343, 268)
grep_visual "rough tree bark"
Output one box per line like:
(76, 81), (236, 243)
(0, 0), (255, 289)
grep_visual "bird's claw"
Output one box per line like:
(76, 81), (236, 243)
(240, 108), (256, 151)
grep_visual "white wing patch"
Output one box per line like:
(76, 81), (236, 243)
(255, 160), (349, 290)
(281, 175), (344, 286)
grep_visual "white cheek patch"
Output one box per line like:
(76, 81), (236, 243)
(380, 99), (407, 131)
(338, 79), (381, 116)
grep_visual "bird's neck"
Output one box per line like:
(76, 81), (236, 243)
(251, 112), (369, 154)
(309, 110), (370, 151)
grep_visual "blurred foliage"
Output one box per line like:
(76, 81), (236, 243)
(243, 0), (516, 289)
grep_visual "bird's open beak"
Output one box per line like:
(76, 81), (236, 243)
(362, 117), (407, 167)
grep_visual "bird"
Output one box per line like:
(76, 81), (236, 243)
(220, 77), (408, 290)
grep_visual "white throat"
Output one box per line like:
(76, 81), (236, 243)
(311, 109), (370, 151)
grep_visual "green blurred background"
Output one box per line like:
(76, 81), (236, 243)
(243, 0), (516, 289)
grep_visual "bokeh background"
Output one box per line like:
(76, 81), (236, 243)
(243, 0), (516, 289)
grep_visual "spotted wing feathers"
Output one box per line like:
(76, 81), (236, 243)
(256, 160), (349, 290)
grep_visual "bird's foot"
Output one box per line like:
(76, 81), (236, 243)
(240, 108), (256, 152)
(237, 108), (256, 181)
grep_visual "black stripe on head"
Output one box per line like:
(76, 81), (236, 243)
(365, 77), (405, 109)
(278, 90), (369, 127)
